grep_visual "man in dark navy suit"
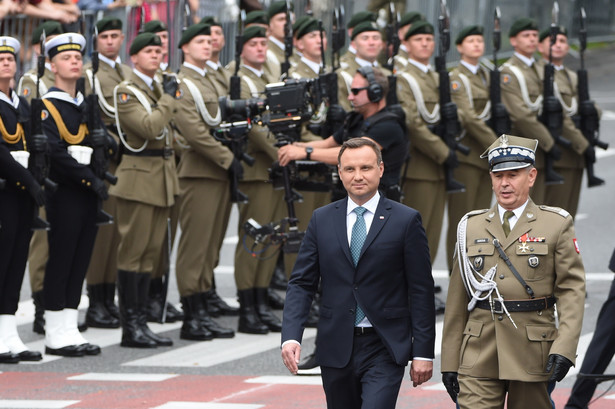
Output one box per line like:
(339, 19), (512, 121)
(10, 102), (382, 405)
(281, 138), (436, 409)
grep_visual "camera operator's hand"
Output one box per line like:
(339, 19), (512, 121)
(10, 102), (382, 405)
(584, 146), (596, 164)
(443, 149), (459, 169)
(548, 144), (562, 161)
(227, 158), (244, 181)
(278, 144), (306, 167)
(28, 133), (48, 153)
(162, 74), (179, 97)
(328, 104), (347, 124)
(91, 178), (109, 201)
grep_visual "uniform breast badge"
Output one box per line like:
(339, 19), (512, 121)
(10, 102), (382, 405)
(528, 256), (539, 268)
(518, 242), (530, 253)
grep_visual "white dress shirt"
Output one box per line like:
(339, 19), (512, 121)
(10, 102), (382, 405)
(497, 199), (529, 231)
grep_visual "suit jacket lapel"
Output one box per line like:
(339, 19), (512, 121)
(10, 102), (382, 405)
(334, 198), (354, 266)
(358, 196), (392, 261)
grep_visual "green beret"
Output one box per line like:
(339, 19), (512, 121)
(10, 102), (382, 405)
(142, 20), (167, 34)
(404, 20), (434, 40)
(351, 21), (380, 40)
(242, 26), (267, 43)
(199, 16), (221, 27)
(508, 17), (538, 38)
(178, 23), (211, 48)
(245, 11), (269, 26)
(296, 18), (320, 39)
(96, 16), (123, 34)
(539, 25), (568, 42)
(130, 32), (162, 55)
(293, 15), (312, 35)
(267, 0), (287, 19)
(399, 11), (424, 28)
(455, 25), (484, 45)
(347, 11), (376, 29)
(31, 21), (64, 45)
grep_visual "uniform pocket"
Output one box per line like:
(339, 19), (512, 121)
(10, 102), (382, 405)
(459, 319), (483, 369)
(516, 243), (548, 281)
(525, 324), (558, 374)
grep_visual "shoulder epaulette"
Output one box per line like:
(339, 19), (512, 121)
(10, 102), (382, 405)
(539, 205), (570, 218)
(465, 208), (489, 218)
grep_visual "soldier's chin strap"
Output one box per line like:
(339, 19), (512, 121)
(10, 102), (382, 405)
(457, 214), (517, 328)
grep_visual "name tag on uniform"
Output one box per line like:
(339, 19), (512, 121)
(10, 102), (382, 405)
(475, 238), (489, 244)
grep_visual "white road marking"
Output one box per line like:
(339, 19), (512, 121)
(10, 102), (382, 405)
(152, 403), (264, 409)
(245, 375), (323, 385)
(596, 148), (615, 158)
(0, 400), (80, 408)
(67, 373), (179, 382)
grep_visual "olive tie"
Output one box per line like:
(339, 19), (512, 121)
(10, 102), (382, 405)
(350, 206), (367, 325)
(114, 63), (124, 81)
(502, 210), (515, 237)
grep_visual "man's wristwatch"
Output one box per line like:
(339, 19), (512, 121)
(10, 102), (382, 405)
(305, 146), (313, 160)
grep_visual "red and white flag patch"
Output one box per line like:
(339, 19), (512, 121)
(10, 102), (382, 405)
(573, 238), (580, 253)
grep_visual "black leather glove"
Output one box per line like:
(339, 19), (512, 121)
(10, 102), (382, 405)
(28, 133), (48, 153)
(91, 178), (109, 201)
(328, 104), (347, 124)
(228, 157), (244, 181)
(89, 128), (106, 148)
(162, 74), (179, 97)
(444, 149), (459, 169)
(442, 372), (459, 403)
(440, 101), (458, 120)
(584, 146), (596, 164)
(26, 180), (45, 207)
(546, 354), (573, 382)
(548, 144), (562, 161)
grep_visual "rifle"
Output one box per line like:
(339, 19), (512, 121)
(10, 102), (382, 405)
(487, 6), (511, 135)
(230, 9), (245, 100)
(29, 31), (57, 230)
(577, 7), (606, 187)
(384, 2), (400, 71)
(331, 6), (345, 72)
(280, 0), (293, 79)
(86, 29), (117, 226)
(540, 1), (568, 185)
(436, 0), (469, 193)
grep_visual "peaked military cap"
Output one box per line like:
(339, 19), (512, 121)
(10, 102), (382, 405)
(539, 25), (568, 42)
(347, 11), (376, 29)
(96, 16), (123, 34)
(404, 20), (434, 40)
(296, 17), (320, 39)
(267, 0), (287, 19)
(142, 20), (167, 34)
(399, 11), (425, 28)
(178, 23), (211, 48)
(31, 21), (64, 45)
(0, 36), (20, 56)
(245, 10), (269, 26)
(130, 32), (162, 55)
(456, 25), (484, 45)
(200, 16), (221, 27)
(508, 17), (538, 38)
(481, 134), (538, 172)
(46, 33), (86, 59)
(242, 26), (267, 43)
(351, 21), (380, 40)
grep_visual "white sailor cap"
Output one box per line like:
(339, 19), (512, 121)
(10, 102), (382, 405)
(45, 33), (86, 59)
(0, 36), (20, 56)
(480, 134), (538, 172)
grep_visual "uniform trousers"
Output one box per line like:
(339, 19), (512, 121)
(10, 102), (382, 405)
(458, 374), (551, 409)
(402, 178), (446, 263)
(234, 181), (285, 290)
(27, 206), (48, 293)
(446, 164), (493, 271)
(44, 185), (98, 311)
(115, 198), (170, 273)
(151, 196), (180, 280)
(545, 167), (583, 218)
(0, 189), (34, 314)
(176, 177), (231, 296)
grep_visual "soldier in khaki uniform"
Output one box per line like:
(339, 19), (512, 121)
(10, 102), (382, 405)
(265, 1), (291, 80)
(233, 26), (285, 335)
(201, 17), (230, 95)
(174, 23), (235, 341)
(81, 16), (130, 330)
(18, 21), (64, 335)
(392, 11), (425, 72)
(445, 25), (497, 271)
(537, 27), (591, 218)
(110, 32), (180, 348)
(441, 134), (586, 409)
(339, 11), (377, 70)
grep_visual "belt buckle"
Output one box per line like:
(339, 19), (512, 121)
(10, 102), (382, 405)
(163, 146), (173, 159)
(493, 300), (504, 314)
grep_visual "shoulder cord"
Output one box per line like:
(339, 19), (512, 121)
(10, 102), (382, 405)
(0, 115), (25, 145)
(85, 69), (116, 118)
(18, 72), (48, 96)
(456, 214), (516, 328)
(457, 72), (491, 121)
(399, 71), (440, 124)
(241, 75), (260, 98)
(113, 83), (168, 152)
(503, 63), (543, 113)
(553, 81), (578, 116)
(182, 77), (221, 127)
(339, 70), (354, 96)
(41, 99), (88, 145)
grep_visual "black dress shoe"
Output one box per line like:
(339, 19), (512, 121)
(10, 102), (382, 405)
(0, 352), (20, 363)
(297, 353), (318, 370)
(45, 345), (85, 357)
(17, 350), (43, 361)
(78, 343), (101, 355)
(203, 290), (239, 317)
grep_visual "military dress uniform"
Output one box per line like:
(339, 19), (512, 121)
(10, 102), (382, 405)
(441, 135), (586, 409)
(446, 60), (497, 270)
(110, 32), (180, 348)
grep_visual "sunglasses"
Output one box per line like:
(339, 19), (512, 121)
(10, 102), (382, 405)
(350, 86), (369, 95)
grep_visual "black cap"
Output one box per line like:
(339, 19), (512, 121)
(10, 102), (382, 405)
(242, 26), (267, 43)
(96, 16), (123, 34)
(404, 20), (434, 40)
(508, 18), (538, 38)
(347, 11), (376, 29)
(351, 21), (380, 40)
(267, 0), (287, 19)
(32, 21), (64, 45)
(399, 11), (424, 28)
(455, 25), (484, 45)
(142, 20), (167, 34)
(539, 25), (568, 42)
(200, 16), (221, 27)
(296, 18), (320, 39)
(130, 32), (162, 55)
(245, 10), (269, 26)
(178, 23), (211, 48)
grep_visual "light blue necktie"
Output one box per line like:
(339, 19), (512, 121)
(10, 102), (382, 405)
(350, 206), (367, 325)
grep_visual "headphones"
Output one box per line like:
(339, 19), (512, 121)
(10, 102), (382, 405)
(357, 65), (383, 103)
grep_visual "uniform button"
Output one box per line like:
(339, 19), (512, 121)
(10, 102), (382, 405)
(354, 286), (358, 290)
(499, 275), (505, 279)
(498, 315), (503, 321)
(82, 179), (86, 183)
(87, 182), (92, 186)
(542, 333), (546, 338)
(478, 249), (482, 253)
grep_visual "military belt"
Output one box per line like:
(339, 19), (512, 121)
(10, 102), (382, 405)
(476, 296), (556, 313)
(123, 147), (174, 159)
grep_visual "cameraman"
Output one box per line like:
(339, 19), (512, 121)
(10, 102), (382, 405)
(278, 66), (408, 202)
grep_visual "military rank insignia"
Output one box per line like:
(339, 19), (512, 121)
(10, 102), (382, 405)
(118, 93), (130, 104)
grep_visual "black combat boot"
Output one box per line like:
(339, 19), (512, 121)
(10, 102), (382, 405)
(139, 274), (172, 347)
(147, 277), (183, 323)
(195, 293), (234, 339)
(104, 282), (120, 319)
(269, 253), (288, 290)
(86, 284), (120, 328)
(237, 289), (268, 334)
(254, 288), (282, 332)
(32, 290), (45, 334)
(117, 270), (156, 348)
(203, 289), (239, 317)
(180, 294), (213, 341)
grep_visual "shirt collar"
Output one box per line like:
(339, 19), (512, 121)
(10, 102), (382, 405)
(348, 45), (356, 55)
(133, 68), (155, 90)
(242, 64), (264, 78)
(407, 58), (432, 73)
(347, 191), (381, 216)
(0, 88), (19, 108)
(206, 60), (221, 71)
(43, 87), (84, 106)
(45, 62), (52, 72)
(460, 59), (480, 75)
(269, 36), (285, 51)
(98, 54), (121, 68)
(160, 62), (169, 71)
(301, 56), (322, 74)
(514, 52), (535, 67)
(355, 57), (377, 68)
(497, 199), (529, 223)
(183, 61), (207, 77)
(399, 44), (408, 53)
